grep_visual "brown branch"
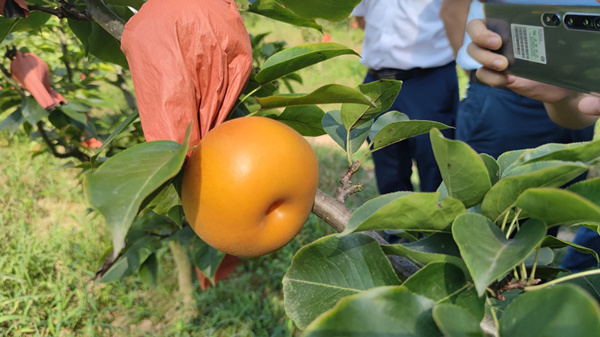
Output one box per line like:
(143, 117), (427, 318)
(336, 160), (363, 203)
(0, 63), (11, 78)
(29, 2), (91, 21)
(36, 121), (91, 162)
(84, 0), (125, 41)
(495, 278), (541, 301)
(312, 188), (351, 233)
(60, 42), (74, 84)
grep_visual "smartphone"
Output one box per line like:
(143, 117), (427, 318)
(484, 0), (600, 93)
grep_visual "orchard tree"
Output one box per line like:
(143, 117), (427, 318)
(1, 0), (600, 336)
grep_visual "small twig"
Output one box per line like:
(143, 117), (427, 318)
(29, 1), (91, 21)
(336, 160), (363, 203)
(0, 63), (11, 78)
(495, 278), (541, 300)
(36, 121), (91, 162)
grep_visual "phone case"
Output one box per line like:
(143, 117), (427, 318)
(484, 0), (600, 93)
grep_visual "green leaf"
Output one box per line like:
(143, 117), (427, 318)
(256, 84), (374, 109)
(524, 246), (554, 266)
(560, 272), (600, 302)
(248, 0), (322, 31)
(99, 235), (158, 283)
(497, 149), (526, 176)
(191, 238), (226, 285)
(481, 161), (589, 221)
(85, 126), (190, 257)
(125, 211), (179, 243)
(243, 75), (279, 97)
(367, 110), (409, 139)
(68, 20), (93, 55)
(370, 115), (450, 154)
(567, 176), (600, 205)
(382, 233), (465, 268)
(303, 286), (440, 336)
(322, 109), (371, 154)
(430, 128), (491, 208)
(0, 108), (24, 136)
(147, 182), (182, 216)
(453, 213), (546, 296)
(516, 188), (600, 227)
(69, 21), (128, 68)
(256, 42), (356, 83)
(92, 111), (139, 159)
(499, 285), (600, 336)
(21, 97), (48, 125)
(59, 102), (90, 124)
(90, 22), (128, 68)
(403, 262), (485, 321)
(480, 153), (500, 186)
(276, 0), (362, 21)
(541, 235), (599, 263)
(268, 105), (325, 136)
(283, 234), (400, 329)
(433, 303), (485, 337)
(510, 138), (600, 168)
(0, 315), (28, 324)
(138, 253), (158, 288)
(0, 12), (51, 43)
(340, 80), (402, 129)
(344, 192), (466, 234)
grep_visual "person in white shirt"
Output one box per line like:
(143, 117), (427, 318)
(352, 0), (458, 193)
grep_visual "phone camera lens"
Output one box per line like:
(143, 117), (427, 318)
(595, 17), (600, 29)
(566, 17), (575, 27)
(543, 13), (561, 26)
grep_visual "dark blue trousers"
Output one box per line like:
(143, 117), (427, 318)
(456, 82), (594, 158)
(561, 227), (600, 272)
(365, 62), (458, 193)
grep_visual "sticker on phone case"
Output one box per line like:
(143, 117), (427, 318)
(510, 24), (547, 64)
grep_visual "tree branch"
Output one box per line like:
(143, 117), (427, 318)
(336, 160), (363, 203)
(36, 121), (91, 162)
(29, 1), (91, 21)
(312, 188), (351, 233)
(84, 0), (125, 41)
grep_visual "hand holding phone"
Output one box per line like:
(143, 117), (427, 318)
(483, 0), (600, 93)
(466, 18), (599, 129)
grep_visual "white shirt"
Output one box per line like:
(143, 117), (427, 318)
(456, 0), (483, 71)
(352, 0), (454, 70)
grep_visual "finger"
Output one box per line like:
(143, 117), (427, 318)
(474, 67), (511, 87)
(466, 42), (509, 71)
(578, 96), (600, 116)
(466, 19), (502, 50)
